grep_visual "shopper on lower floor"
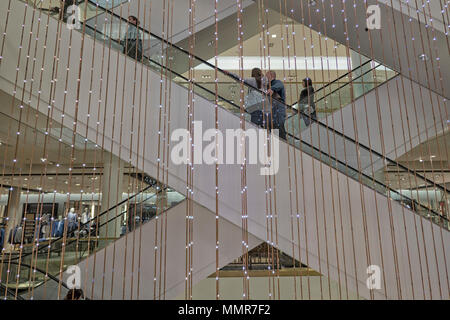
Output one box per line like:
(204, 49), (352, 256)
(266, 70), (286, 103)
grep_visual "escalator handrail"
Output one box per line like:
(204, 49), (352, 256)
(0, 282), (25, 300)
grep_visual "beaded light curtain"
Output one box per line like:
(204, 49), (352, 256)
(0, 0), (448, 300)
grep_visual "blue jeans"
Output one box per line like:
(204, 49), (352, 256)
(250, 111), (272, 129)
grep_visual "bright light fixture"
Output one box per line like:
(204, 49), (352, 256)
(195, 56), (352, 71)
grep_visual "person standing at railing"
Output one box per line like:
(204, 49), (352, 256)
(298, 77), (316, 127)
(120, 15), (143, 61)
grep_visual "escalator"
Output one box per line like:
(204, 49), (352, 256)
(77, 0), (448, 228)
(2, 0), (449, 300)
(0, 182), (186, 299)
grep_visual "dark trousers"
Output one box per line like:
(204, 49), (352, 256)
(123, 40), (143, 61)
(302, 111), (317, 127)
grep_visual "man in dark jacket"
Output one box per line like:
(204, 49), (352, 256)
(271, 92), (287, 140)
(266, 70), (286, 103)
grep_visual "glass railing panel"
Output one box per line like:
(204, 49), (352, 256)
(89, 0), (129, 10)
(288, 63), (397, 129)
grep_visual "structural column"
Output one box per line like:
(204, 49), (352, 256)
(100, 153), (124, 239)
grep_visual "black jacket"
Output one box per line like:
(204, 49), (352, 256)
(298, 86), (315, 111)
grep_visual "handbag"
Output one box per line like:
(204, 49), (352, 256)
(299, 103), (315, 116)
(244, 89), (264, 113)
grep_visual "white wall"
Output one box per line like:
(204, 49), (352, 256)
(1, 0), (449, 300)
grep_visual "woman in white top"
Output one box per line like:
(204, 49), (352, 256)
(226, 68), (269, 126)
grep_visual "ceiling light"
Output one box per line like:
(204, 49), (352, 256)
(271, 34), (277, 38)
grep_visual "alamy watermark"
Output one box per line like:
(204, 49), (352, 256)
(65, 265), (81, 289)
(66, 5), (81, 30)
(170, 121), (280, 176)
(366, 265), (381, 290)
(366, 5), (381, 30)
